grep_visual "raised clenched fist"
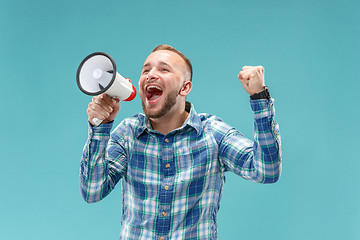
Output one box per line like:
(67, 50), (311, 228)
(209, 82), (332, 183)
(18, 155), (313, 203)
(238, 66), (265, 96)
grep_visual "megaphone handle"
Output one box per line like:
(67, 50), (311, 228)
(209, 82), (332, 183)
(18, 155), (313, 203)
(92, 117), (102, 126)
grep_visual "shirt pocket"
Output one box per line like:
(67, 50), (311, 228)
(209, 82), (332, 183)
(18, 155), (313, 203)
(176, 145), (210, 181)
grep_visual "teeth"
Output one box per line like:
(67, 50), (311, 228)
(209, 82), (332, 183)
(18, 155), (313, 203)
(146, 85), (162, 91)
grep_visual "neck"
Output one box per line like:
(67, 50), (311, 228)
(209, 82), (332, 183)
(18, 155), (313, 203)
(149, 107), (189, 135)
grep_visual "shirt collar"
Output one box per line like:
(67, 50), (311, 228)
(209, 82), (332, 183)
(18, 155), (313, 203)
(135, 103), (203, 138)
(182, 104), (203, 136)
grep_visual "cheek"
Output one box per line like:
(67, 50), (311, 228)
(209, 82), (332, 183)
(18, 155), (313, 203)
(138, 76), (146, 89)
(138, 77), (146, 97)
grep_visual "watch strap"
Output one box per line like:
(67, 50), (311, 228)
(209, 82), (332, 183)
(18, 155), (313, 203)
(250, 87), (270, 100)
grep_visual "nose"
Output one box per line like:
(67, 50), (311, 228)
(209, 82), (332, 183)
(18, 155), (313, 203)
(147, 68), (159, 81)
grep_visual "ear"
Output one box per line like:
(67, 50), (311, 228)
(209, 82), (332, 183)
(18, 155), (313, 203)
(179, 81), (192, 97)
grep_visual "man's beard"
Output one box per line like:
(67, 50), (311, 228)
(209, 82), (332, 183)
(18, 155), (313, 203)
(141, 88), (178, 119)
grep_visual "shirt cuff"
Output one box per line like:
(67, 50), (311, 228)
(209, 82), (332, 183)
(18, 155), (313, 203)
(250, 98), (275, 119)
(88, 121), (113, 140)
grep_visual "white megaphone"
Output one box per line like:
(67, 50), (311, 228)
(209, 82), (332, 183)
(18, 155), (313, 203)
(76, 52), (137, 126)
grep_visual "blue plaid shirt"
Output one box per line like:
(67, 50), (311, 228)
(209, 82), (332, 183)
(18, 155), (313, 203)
(80, 99), (281, 239)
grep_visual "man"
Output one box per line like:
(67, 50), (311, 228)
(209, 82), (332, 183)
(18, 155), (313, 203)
(80, 45), (282, 240)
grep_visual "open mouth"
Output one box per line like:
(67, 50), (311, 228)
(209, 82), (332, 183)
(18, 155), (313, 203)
(145, 85), (163, 102)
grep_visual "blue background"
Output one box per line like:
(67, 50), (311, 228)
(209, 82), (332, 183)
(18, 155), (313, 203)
(1, 0), (359, 239)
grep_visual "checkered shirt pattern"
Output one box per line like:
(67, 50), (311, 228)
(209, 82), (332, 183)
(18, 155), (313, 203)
(80, 99), (281, 240)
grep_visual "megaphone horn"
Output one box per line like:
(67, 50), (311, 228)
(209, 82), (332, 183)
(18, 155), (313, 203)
(76, 52), (137, 125)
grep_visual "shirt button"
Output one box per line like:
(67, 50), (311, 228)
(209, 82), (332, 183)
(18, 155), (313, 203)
(159, 237), (164, 240)
(85, 158), (88, 162)
(165, 163), (170, 168)
(164, 186), (169, 190)
(164, 138), (169, 143)
(162, 211), (167, 217)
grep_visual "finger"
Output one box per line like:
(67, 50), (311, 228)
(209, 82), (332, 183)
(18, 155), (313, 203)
(256, 67), (264, 77)
(238, 75), (250, 86)
(256, 66), (264, 73)
(256, 66), (264, 77)
(93, 95), (114, 113)
(87, 105), (106, 122)
(102, 95), (121, 115)
(255, 69), (261, 79)
(239, 66), (260, 81)
(247, 67), (262, 79)
(243, 66), (263, 71)
(240, 70), (253, 80)
(239, 69), (250, 79)
(88, 102), (110, 120)
(241, 66), (264, 77)
(101, 94), (117, 106)
(255, 66), (265, 78)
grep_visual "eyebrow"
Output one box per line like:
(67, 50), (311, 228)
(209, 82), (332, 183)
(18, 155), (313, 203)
(142, 61), (172, 69)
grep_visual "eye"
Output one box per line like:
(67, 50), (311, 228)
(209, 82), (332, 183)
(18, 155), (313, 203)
(142, 69), (150, 74)
(160, 68), (169, 72)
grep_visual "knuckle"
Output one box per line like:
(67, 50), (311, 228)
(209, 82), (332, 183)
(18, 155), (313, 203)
(93, 96), (102, 104)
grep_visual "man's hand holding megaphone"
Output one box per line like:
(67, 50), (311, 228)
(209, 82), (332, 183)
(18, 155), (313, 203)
(87, 94), (121, 126)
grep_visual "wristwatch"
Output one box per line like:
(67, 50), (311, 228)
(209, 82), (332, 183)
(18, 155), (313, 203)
(250, 86), (271, 100)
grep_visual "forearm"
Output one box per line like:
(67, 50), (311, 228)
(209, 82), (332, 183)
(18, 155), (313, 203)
(249, 98), (282, 183)
(220, 98), (281, 183)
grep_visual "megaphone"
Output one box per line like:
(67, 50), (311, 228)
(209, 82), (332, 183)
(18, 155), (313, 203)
(76, 52), (136, 126)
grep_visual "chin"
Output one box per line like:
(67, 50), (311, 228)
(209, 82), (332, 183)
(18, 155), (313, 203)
(142, 103), (166, 119)
(141, 93), (177, 119)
